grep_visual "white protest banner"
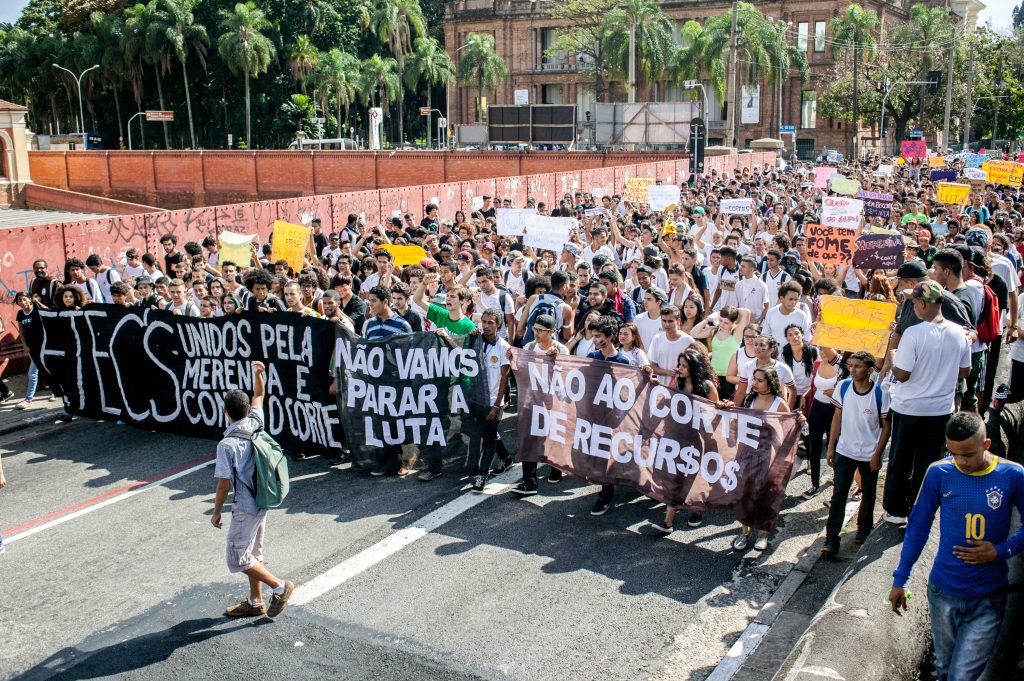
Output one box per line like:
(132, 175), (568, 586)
(496, 208), (536, 236)
(471, 196), (484, 211)
(648, 185), (681, 211)
(584, 207), (605, 218)
(964, 167), (987, 181)
(523, 214), (574, 251)
(874, 164), (893, 177)
(720, 198), (753, 215)
(820, 196), (864, 229)
(591, 187), (606, 198)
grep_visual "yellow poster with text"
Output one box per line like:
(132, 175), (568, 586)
(380, 244), (428, 266)
(935, 182), (971, 206)
(982, 160), (1024, 187)
(271, 220), (311, 273)
(623, 177), (657, 204)
(811, 295), (897, 359)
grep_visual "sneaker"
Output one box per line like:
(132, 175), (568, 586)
(732, 533), (750, 551)
(471, 475), (486, 493)
(56, 414), (73, 424)
(591, 497), (612, 516)
(0, 392), (13, 403)
(490, 458), (514, 475)
(417, 470), (442, 482)
(511, 480), (538, 496)
(753, 535), (769, 551)
(687, 511), (704, 528)
(293, 452), (307, 461)
(884, 513), (908, 526)
(821, 538), (840, 557)
(266, 580), (294, 618)
(854, 533), (869, 545)
(15, 400), (30, 410)
(802, 486), (820, 500)
(651, 520), (674, 535)
(547, 468), (563, 484)
(225, 599), (267, 617)
(369, 468), (389, 477)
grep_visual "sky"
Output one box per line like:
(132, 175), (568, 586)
(0, 0), (1018, 33)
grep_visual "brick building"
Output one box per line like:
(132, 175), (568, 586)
(444, 0), (984, 158)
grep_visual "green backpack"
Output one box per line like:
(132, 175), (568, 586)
(230, 425), (290, 509)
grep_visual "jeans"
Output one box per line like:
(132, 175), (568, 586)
(25, 361), (39, 401)
(468, 415), (509, 476)
(825, 453), (878, 540)
(928, 582), (1006, 681)
(883, 411), (949, 517)
(806, 400), (835, 489)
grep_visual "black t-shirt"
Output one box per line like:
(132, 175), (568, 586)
(314, 232), (328, 258)
(30, 277), (54, 307)
(164, 251), (184, 275)
(342, 295), (368, 334)
(399, 308), (424, 333)
(894, 290), (972, 335)
(246, 294), (286, 312)
(986, 401), (1023, 459)
(949, 285), (977, 324)
(16, 308), (41, 349)
(988, 273), (1009, 313)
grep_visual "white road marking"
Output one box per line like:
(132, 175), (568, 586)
(291, 468), (520, 606)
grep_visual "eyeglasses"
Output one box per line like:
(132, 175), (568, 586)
(532, 327), (552, 334)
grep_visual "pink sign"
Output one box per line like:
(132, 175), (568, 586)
(814, 167), (836, 189)
(900, 140), (926, 159)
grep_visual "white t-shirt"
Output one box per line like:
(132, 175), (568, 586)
(762, 305), (813, 346)
(648, 331), (695, 383)
(734, 276), (769, 316)
(712, 267), (741, 311)
(831, 379), (890, 461)
(892, 319), (971, 416)
(122, 264), (146, 279)
(738, 358), (796, 390)
(1014, 297), (1024, 364)
(93, 268), (122, 304)
(634, 311), (663, 351)
(761, 268), (790, 306)
(480, 336), (511, 406)
(477, 288), (515, 339)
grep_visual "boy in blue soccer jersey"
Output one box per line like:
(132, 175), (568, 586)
(888, 412), (1024, 681)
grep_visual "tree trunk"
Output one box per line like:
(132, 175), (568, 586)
(852, 42), (859, 160)
(426, 86), (432, 148)
(477, 73), (483, 123)
(336, 94), (343, 137)
(397, 85), (405, 145)
(154, 64), (170, 148)
(113, 88), (124, 149)
(133, 76), (146, 149)
(244, 70), (251, 149)
(769, 77), (777, 133)
(181, 58), (197, 149)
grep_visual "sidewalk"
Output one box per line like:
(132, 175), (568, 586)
(0, 373), (65, 436)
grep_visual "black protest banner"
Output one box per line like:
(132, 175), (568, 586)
(334, 328), (490, 464)
(856, 190), (894, 218)
(513, 351), (801, 532)
(853, 233), (906, 270)
(29, 306), (342, 454)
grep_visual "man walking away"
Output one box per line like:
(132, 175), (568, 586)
(211, 361), (294, 618)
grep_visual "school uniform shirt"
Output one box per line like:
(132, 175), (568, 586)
(893, 456), (1024, 599)
(633, 311), (662, 351)
(477, 289), (516, 339)
(477, 335), (511, 407)
(738, 359), (797, 392)
(712, 266), (740, 311)
(892, 319), (971, 416)
(761, 268), (790, 306)
(68, 278), (103, 303)
(503, 269), (529, 297)
(762, 305), (813, 346)
(166, 300), (201, 317)
(648, 332), (695, 383)
(734, 276), (769, 316)
(91, 269), (122, 304)
(831, 379), (890, 461)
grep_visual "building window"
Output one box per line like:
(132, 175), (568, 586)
(797, 22), (809, 51)
(814, 21), (826, 52)
(800, 91), (817, 129)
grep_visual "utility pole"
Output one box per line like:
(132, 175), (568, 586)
(941, 33), (955, 153)
(964, 34), (974, 151)
(725, 0), (739, 148)
(628, 23), (636, 103)
(993, 74), (1004, 147)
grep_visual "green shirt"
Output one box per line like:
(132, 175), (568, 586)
(427, 303), (477, 335)
(901, 212), (928, 225)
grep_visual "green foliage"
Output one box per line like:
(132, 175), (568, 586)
(458, 32), (507, 122)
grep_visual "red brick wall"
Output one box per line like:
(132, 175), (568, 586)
(23, 184), (157, 215)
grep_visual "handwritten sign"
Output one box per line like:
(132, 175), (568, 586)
(936, 182), (971, 206)
(720, 198), (753, 215)
(965, 153), (986, 169)
(523, 214), (574, 252)
(901, 140), (926, 159)
(496, 208), (536, 236)
(380, 244), (428, 266)
(853, 234), (905, 270)
(814, 167), (836, 189)
(271, 220), (311, 273)
(856, 190), (894, 219)
(982, 160), (1024, 187)
(820, 196), (863, 229)
(623, 177), (657, 204)
(812, 295), (897, 358)
(964, 168), (987, 181)
(805, 224), (856, 264)
(874, 164), (893, 177)
(829, 177), (862, 196)
(219, 231), (255, 269)
(929, 169), (957, 182)
(928, 156), (946, 168)
(648, 185), (682, 211)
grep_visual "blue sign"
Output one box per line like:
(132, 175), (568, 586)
(779, 125), (795, 134)
(965, 153), (986, 168)
(909, 130), (923, 139)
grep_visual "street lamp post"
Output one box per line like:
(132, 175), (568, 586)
(447, 43), (471, 150)
(127, 111), (145, 151)
(52, 63), (100, 142)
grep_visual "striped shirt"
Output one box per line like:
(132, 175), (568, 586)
(363, 314), (412, 341)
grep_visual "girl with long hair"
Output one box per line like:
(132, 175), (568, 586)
(690, 306), (750, 401)
(679, 294), (705, 336)
(804, 348), (848, 499)
(617, 322), (649, 367)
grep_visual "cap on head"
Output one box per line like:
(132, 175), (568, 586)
(535, 314), (556, 330)
(647, 286), (668, 303)
(911, 280), (944, 304)
(896, 260), (928, 279)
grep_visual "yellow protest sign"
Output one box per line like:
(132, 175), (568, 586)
(811, 295), (897, 359)
(219, 230), (255, 268)
(380, 244), (428, 266)
(271, 220), (311, 273)
(623, 177), (657, 204)
(928, 156), (946, 168)
(982, 160), (1024, 187)
(935, 182), (971, 206)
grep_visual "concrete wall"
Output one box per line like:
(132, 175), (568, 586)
(27, 150), (723, 209)
(23, 184), (157, 215)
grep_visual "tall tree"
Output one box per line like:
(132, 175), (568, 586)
(830, 3), (879, 159)
(689, 3), (777, 106)
(287, 34), (318, 95)
(151, 0), (208, 148)
(403, 36), (454, 146)
(217, 1), (275, 149)
(764, 19), (809, 133)
(367, 0), (426, 145)
(891, 3), (954, 133)
(547, 0), (618, 102)
(457, 32), (508, 123)
(602, 0), (674, 99)
(84, 12), (128, 147)
(361, 53), (400, 144)
(125, 1), (170, 147)
(313, 48), (360, 136)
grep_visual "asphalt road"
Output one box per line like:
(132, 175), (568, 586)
(1, 414), (841, 681)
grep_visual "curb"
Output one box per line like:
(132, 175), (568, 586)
(0, 408), (65, 437)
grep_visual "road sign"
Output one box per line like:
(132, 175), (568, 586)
(438, 117), (448, 129)
(146, 110), (174, 122)
(689, 117), (706, 174)
(779, 125), (795, 135)
(420, 107), (431, 116)
(909, 130), (923, 139)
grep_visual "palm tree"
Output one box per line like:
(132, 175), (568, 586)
(366, 0), (426, 145)
(314, 48), (360, 135)
(404, 36), (454, 147)
(288, 34), (319, 95)
(360, 54), (400, 144)
(830, 3), (879, 159)
(125, 1), (170, 147)
(84, 12), (128, 147)
(764, 20), (809, 133)
(892, 3), (954, 130)
(151, 0), (208, 149)
(218, 1), (275, 149)
(602, 0), (674, 100)
(693, 4), (776, 105)
(458, 32), (508, 123)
